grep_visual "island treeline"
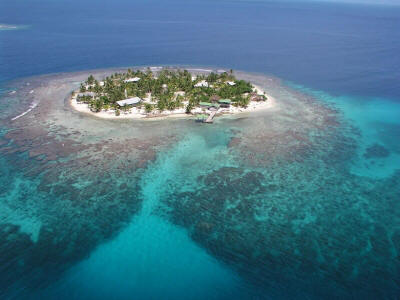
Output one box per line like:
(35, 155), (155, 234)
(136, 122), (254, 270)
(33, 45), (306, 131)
(75, 68), (266, 115)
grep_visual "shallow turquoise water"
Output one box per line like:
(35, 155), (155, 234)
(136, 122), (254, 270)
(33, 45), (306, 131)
(36, 132), (251, 299)
(290, 83), (400, 179)
(0, 71), (399, 299)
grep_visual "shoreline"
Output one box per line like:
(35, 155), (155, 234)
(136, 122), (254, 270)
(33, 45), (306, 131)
(69, 84), (276, 121)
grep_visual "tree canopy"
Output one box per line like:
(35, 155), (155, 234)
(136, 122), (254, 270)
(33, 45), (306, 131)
(76, 69), (260, 113)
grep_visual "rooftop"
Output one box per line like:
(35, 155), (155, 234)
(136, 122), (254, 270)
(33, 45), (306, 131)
(194, 80), (209, 88)
(117, 97), (142, 106)
(124, 77), (141, 83)
(200, 102), (220, 108)
(218, 99), (232, 104)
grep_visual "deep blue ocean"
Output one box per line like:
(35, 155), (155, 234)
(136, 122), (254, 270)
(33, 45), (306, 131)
(0, 0), (400, 299)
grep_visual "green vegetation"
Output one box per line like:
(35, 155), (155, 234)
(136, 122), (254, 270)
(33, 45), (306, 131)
(75, 68), (264, 114)
(144, 103), (154, 113)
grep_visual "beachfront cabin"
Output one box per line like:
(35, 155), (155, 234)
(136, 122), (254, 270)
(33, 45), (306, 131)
(218, 99), (232, 108)
(194, 80), (209, 88)
(116, 97), (142, 107)
(199, 102), (213, 108)
(124, 77), (141, 83)
(200, 102), (220, 110)
(227, 81), (236, 86)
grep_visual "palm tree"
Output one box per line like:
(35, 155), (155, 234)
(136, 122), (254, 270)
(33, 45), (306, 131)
(87, 75), (95, 85)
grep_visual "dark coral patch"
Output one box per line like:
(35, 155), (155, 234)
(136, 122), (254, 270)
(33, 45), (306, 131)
(364, 143), (390, 159)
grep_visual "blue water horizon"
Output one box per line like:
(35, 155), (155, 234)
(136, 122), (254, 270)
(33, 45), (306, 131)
(1, 0), (400, 99)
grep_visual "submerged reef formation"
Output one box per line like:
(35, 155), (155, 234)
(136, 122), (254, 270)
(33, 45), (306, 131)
(364, 143), (390, 159)
(0, 68), (399, 299)
(156, 73), (400, 299)
(165, 166), (400, 298)
(0, 70), (178, 296)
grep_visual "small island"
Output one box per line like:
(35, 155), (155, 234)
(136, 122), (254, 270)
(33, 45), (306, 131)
(71, 68), (272, 122)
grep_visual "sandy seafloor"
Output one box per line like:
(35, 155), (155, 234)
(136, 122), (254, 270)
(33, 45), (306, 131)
(0, 67), (400, 299)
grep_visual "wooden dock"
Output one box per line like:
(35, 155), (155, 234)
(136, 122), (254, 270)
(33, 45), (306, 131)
(204, 110), (217, 123)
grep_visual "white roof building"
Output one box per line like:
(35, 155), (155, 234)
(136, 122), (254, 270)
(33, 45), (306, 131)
(124, 77), (141, 83)
(85, 84), (95, 89)
(194, 80), (209, 88)
(78, 92), (96, 97)
(117, 97), (142, 106)
(227, 81), (236, 86)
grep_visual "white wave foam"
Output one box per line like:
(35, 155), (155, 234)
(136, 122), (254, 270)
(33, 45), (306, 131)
(188, 68), (213, 72)
(11, 102), (38, 121)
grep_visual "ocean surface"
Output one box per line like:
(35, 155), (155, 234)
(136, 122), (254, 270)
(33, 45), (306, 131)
(0, 0), (400, 299)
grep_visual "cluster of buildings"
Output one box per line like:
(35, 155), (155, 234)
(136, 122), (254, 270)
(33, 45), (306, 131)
(78, 76), (250, 112)
(115, 77), (238, 108)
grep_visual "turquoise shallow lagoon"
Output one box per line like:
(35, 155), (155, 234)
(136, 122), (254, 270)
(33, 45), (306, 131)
(0, 69), (399, 299)
(38, 133), (249, 300)
(290, 84), (400, 179)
